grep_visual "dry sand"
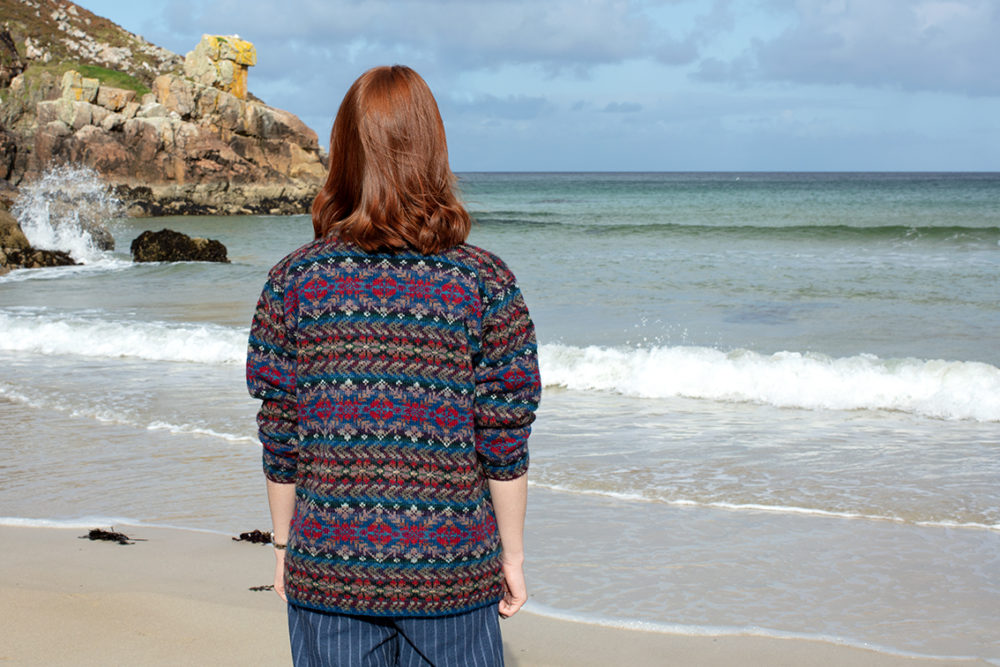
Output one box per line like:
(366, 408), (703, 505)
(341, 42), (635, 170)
(0, 525), (986, 666)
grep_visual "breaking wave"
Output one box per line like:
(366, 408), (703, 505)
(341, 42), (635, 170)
(539, 343), (1000, 422)
(10, 164), (124, 263)
(2, 308), (998, 421)
(0, 309), (245, 364)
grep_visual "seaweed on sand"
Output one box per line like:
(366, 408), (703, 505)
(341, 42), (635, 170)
(232, 529), (272, 544)
(79, 528), (143, 545)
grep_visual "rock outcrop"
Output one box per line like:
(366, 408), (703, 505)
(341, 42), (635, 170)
(0, 203), (77, 274)
(0, 26), (26, 87)
(130, 228), (229, 263)
(184, 34), (256, 100)
(1, 0), (326, 215)
(0, 204), (28, 248)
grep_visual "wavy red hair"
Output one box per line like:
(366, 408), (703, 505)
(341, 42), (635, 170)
(311, 65), (471, 254)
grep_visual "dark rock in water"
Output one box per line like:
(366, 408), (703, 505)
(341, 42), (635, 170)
(0, 205), (30, 251)
(81, 218), (116, 251)
(1, 246), (77, 270)
(114, 183), (316, 217)
(1, 204), (79, 274)
(130, 228), (229, 263)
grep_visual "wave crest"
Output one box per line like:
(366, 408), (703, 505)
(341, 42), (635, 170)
(0, 310), (245, 364)
(539, 343), (1000, 422)
(2, 309), (997, 421)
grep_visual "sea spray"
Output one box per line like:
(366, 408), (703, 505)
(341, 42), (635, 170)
(11, 164), (124, 263)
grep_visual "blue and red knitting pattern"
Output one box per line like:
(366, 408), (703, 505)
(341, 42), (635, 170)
(247, 238), (540, 616)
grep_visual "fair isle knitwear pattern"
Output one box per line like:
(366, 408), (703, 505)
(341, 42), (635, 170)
(247, 237), (541, 617)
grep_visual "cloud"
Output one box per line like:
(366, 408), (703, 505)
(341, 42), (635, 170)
(692, 56), (750, 84)
(444, 94), (551, 120)
(137, 0), (701, 127)
(701, 0), (1000, 96)
(603, 101), (643, 113)
(657, 0), (734, 64)
(162, 0), (664, 73)
(138, 0), (724, 133)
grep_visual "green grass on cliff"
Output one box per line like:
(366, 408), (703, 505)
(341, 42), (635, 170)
(18, 62), (151, 97)
(77, 64), (151, 96)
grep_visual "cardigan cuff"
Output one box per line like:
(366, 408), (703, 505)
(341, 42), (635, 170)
(481, 453), (529, 481)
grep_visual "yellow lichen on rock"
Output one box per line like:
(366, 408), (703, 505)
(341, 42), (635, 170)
(60, 70), (99, 103)
(216, 35), (256, 67)
(183, 34), (256, 100)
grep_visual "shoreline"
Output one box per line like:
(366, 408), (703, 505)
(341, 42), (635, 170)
(0, 524), (988, 666)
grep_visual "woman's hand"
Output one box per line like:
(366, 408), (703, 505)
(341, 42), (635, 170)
(266, 480), (296, 603)
(498, 557), (527, 617)
(273, 547), (287, 601)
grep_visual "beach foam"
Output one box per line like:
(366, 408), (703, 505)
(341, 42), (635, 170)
(146, 420), (257, 444)
(0, 381), (256, 445)
(0, 515), (149, 529)
(0, 517), (231, 537)
(529, 481), (1000, 532)
(540, 343), (1000, 422)
(2, 308), (998, 421)
(0, 257), (134, 282)
(0, 309), (246, 364)
(521, 601), (989, 664)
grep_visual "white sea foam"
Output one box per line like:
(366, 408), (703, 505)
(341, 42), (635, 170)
(146, 420), (257, 444)
(522, 602), (988, 664)
(2, 308), (999, 421)
(0, 382), (256, 445)
(539, 343), (1000, 422)
(0, 516), (230, 536)
(0, 310), (246, 364)
(529, 481), (1000, 532)
(0, 516), (146, 529)
(10, 164), (125, 264)
(0, 256), (134, 282)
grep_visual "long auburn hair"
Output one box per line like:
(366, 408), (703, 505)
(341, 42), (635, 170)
(311, 65), (471, 254)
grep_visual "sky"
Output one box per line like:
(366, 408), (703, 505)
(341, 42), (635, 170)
(76, 0), (1000, 172)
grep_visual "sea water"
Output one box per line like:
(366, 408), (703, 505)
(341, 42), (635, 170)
(1, 172), (998, 661)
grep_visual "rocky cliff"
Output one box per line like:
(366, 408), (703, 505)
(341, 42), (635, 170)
(0, 0), (326, 215)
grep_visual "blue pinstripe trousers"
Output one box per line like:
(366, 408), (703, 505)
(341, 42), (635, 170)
(287, 602), (504, 667)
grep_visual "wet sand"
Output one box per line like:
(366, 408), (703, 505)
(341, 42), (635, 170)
(0, 525), (985, 666)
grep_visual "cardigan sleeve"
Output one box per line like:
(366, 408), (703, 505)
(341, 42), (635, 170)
(247, 264), (300, 483)
(473, 256), (541, 480)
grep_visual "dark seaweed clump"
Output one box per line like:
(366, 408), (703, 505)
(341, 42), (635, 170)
(233, 529), (272, 544)
(79, 528), (141, 545)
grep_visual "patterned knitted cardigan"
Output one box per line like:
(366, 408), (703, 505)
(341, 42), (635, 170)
(247, 237), (541, 617)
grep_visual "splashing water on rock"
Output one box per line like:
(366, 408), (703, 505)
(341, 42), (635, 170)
(11, 165), (124, 263)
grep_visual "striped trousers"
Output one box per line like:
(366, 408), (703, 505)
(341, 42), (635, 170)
(287, 602), (504, 667)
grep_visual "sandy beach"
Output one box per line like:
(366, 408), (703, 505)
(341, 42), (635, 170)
(0, 524), (986, 666)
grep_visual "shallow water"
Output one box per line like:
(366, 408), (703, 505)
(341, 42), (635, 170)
(2, 172), (998, 661)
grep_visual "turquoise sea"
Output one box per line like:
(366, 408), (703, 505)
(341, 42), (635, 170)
(1, 171), (999, 661)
